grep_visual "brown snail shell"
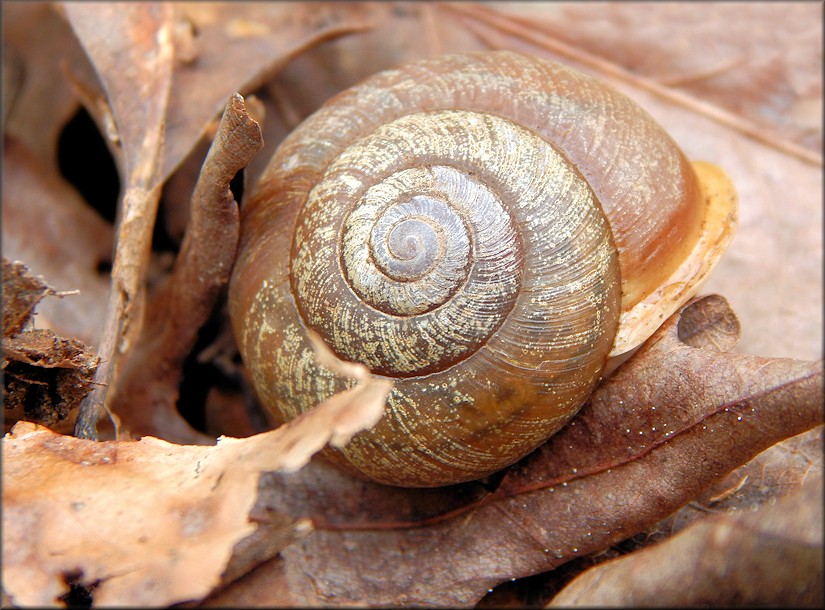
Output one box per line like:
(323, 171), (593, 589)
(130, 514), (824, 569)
(228, 51), (738, 487)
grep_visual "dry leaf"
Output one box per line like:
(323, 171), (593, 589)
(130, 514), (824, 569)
(491, 2), (822, 153)
(62, 3), (174, 186)
(2, 3), (90, 162)
(1, 361), (391, 607)
(550, 474), (823, 607)
(108, 93), (263, 444)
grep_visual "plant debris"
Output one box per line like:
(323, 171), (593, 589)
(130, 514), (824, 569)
(2, 259), (98, 432)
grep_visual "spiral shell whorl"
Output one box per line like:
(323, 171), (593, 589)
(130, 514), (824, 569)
(341, 180), (475, 317)
(291, 109), (618, 383)
(279, 107), (622, 484)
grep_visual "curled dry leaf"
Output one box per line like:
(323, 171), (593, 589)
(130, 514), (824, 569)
(1, 349), (391, 607)
(550, 474), (823, 607)
(2, 259), (98, 433)
(109, 93), (263, 444)
(231, 295), (822, 607)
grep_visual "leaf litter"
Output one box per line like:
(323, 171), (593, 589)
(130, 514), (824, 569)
(2, 2), (822, 607)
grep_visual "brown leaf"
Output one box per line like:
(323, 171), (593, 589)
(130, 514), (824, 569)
(230, 296), (822, 606)
(1, 138), (113, 346)
(478, 425), (824, 607)
(489, 2), (822, 153)
(63, 3), (174, 186)
(1, 363), (390, 607)
(550, 474), (823, 607)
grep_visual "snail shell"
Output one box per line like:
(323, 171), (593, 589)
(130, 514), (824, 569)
(229, 51), (737, 487)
